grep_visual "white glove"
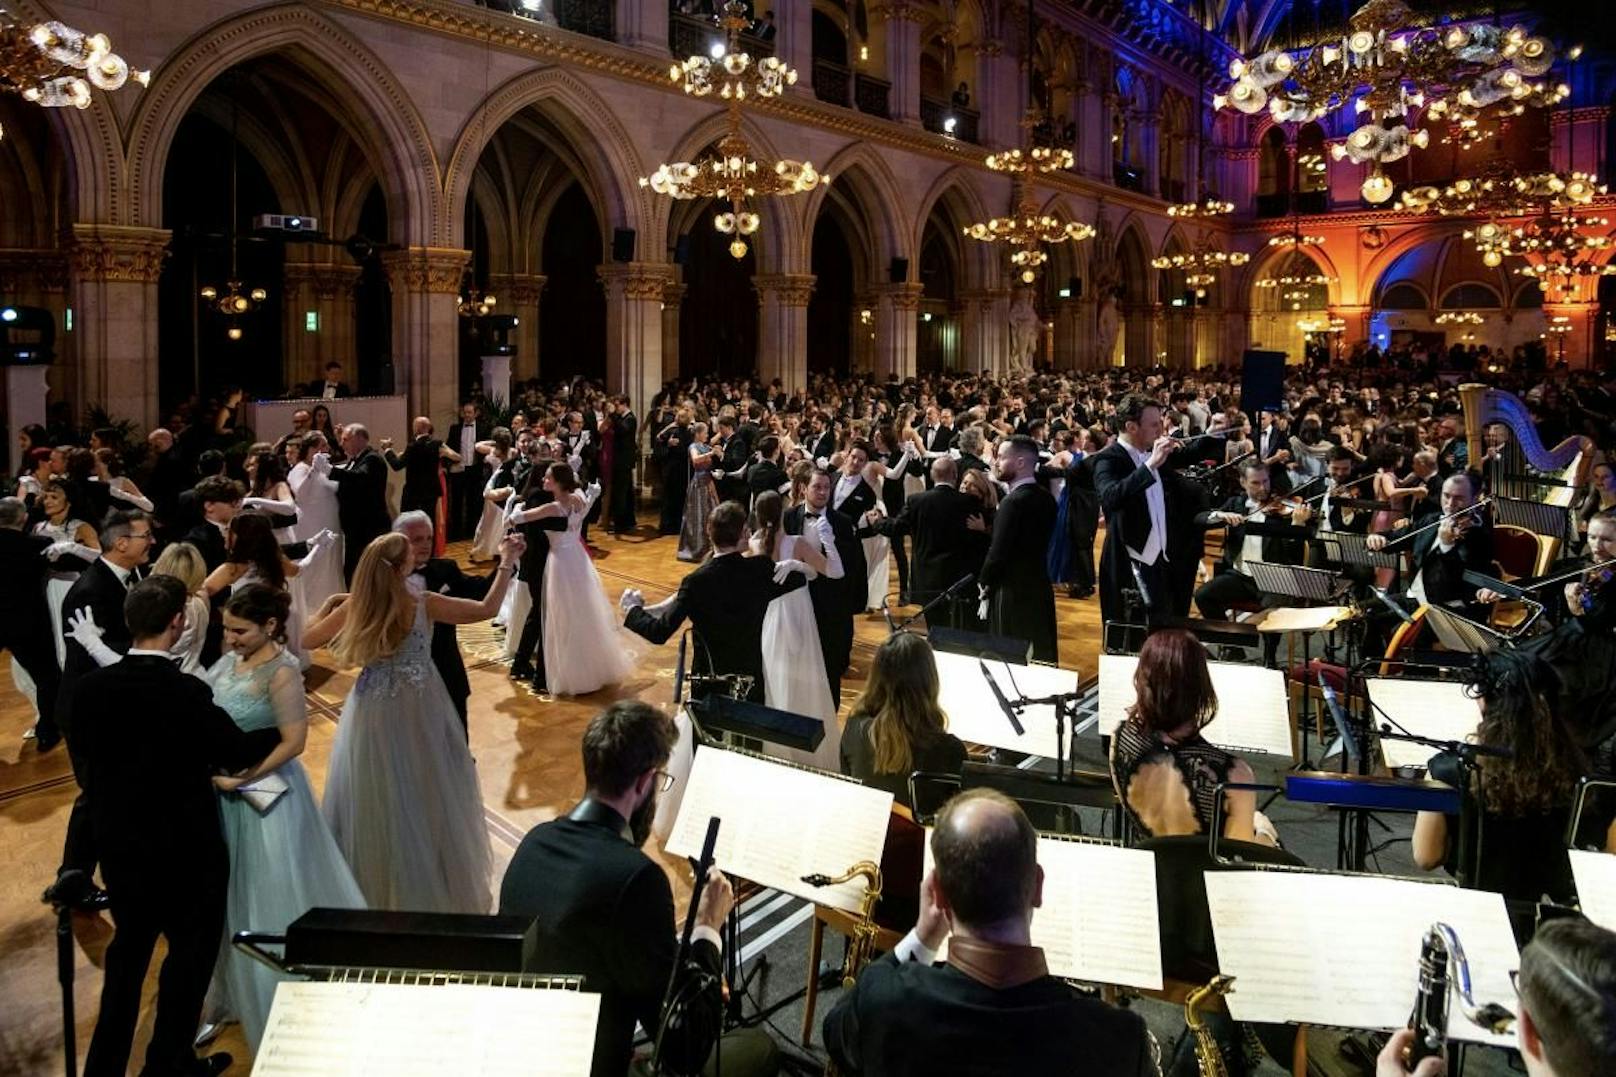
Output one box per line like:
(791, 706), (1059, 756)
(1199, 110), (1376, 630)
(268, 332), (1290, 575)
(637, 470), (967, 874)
(977, 583), (990, 621)
(67, 608), (120, 668)
(312, 452), (332, 475)
(814, 456), (830, 469)
(620, 588), (646, 613)
(773, 559), (810, 584)
(949, 447), (962, 460)
(46, 540), (100, 563)
(711, 469), (725, 481)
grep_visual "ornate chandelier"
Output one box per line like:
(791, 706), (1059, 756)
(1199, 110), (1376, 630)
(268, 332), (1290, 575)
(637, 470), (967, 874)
(0, 13), (146, 142)
(1216, 0), (1568, 203)
(963, 0), (1093, 285)
(1434, 311), (1485, 325)
(1167, 196), (1236, 220)
(200, 105), (267, 342)
(1153, 232), (1250, 298)
(1503, 209), (1616, 296)
(640, 1), (822, 260)
(1267, 219), (1325, 249)
(1398, 165), (1603, 216)
(457, 281), (496, 319)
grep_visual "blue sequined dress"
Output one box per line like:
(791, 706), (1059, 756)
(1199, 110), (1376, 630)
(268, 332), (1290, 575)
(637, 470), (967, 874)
(204, 647), (363, 1050)
(321, 600), (492, 913)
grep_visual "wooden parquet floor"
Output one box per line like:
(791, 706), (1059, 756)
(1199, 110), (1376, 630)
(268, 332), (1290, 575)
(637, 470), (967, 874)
(0, 527), (1105, 1076)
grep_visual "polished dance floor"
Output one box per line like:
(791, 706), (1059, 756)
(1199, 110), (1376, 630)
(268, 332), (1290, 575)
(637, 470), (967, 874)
(0, 527), (1104, 1075)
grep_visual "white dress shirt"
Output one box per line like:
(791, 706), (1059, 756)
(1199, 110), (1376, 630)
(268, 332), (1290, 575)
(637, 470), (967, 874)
(1122, 440), (1167, 565)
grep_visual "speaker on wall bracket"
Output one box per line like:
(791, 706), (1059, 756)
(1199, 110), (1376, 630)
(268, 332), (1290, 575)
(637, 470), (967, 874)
(612, 228), (635, 263)
(888, 257), (909, 283)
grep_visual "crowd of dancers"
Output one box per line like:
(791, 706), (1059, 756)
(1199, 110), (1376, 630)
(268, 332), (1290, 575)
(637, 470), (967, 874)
(6, 347), (1616, 1074)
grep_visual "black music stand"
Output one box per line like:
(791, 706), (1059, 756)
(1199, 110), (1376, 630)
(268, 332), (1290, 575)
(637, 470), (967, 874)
(1423, 605), (1507, 653)
(1247, 562), (1349, 767)
(1316, 529), (1401, 572)
(961, 761), (1116, 836)
(1492, 494), (1569, 542)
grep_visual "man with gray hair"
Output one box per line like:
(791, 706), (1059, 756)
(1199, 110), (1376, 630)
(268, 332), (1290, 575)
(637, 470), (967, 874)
(392, 510), (509, 736)
(0, 496), (63, 751)
(329, 422), (390, 583)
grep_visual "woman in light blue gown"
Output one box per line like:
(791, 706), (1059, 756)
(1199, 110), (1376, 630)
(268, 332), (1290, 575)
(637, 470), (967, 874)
(304, 530), (523, 914)
(203, 584), (364, 1051)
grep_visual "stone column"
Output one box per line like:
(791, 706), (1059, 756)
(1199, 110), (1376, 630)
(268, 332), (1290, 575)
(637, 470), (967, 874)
(1140, 109), (1162, 197)
(1074, 293), (1098, 368)
(956, 289), (990, 371)
(615, 0), (669, 52)
(382, 246), (466, 430)
(1053, 296), (1082, 370)
(491, 272), (545, 383)
(755, 274), (815, 394)
(852, 295), (877, 373)
(1071, 80), (1097, 176)
(974, 40), (1015, 148)
(778, 1), (813, 93)
(0, 249), (70, 407)
(661, 281), (685, 382)
(598, 262), (674, 418)
(1330, 303), (1372, 353)
(878, 1), (924, 124)
(284, 260), (362, 391)
(870, 282), (923, 379)
(68, 225), (169, 429)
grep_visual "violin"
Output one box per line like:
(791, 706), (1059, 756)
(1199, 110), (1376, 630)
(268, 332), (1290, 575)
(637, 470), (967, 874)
(1578, 561), (1616, 613)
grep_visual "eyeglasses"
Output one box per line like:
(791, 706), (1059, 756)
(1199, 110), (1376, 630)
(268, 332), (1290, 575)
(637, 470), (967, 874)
(126, 531), (154, 543)
(655, 770), (676, 793)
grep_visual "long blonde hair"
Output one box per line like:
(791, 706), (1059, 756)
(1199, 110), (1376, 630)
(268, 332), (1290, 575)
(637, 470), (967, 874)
(152, 541), (206, 594)
(331, 533), (415, 668)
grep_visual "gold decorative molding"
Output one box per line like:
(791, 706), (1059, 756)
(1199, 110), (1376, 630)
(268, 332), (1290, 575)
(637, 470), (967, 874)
(754, 274), (816, 307)
(68, 225), (171, 284)
(382, 246), (469, 293)
(871, 1), (927, 24)
(875, 282), (925, 311)
(598, 262), (673, 301)
(490, 272), (547, 304)
(0, 248), (71, 293)
(285, 261), (362, 300)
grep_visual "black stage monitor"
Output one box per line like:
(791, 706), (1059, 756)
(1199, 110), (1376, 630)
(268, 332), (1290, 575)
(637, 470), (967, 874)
(1240, 349), (1286, 417)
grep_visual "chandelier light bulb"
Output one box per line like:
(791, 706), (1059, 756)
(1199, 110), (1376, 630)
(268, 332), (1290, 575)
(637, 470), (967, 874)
(226, 326), (243, 341)
(1362, 172), (1396, 204)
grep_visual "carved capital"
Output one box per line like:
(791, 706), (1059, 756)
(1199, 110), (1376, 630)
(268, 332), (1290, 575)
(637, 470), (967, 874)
(381, 246), (469, 294)
(754, 274), (816, 307)
(0, 248), (70, 293)
(490, 272), (547, 304)
(68, 225), (170, 284)
(871, 1), (926, 23)
(874, 282), (925, 312)
(977, 38), (1005, 58)
(285, 261), (361, 300)
(598, 262), (674, 301)
(662, 282), (688, 304)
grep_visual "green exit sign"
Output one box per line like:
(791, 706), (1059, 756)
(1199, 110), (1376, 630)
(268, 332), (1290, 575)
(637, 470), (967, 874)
(305, 310), (319, 332)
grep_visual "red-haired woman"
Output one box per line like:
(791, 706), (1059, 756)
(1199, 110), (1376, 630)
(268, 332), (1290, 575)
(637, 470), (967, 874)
(1108, 628), (1276, 845)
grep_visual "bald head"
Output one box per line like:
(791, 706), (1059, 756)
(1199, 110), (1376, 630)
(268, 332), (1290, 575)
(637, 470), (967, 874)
(930, 789), (1041, 933)
(931, 456), (959, 486)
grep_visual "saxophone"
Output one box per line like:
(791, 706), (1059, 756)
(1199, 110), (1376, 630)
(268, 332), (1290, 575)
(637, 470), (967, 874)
(802, 861), (884, 987)
(1184, 974), (1235, 1077)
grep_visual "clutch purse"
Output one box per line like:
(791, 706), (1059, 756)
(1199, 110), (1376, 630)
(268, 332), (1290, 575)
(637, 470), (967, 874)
(236, 772), (289, 813)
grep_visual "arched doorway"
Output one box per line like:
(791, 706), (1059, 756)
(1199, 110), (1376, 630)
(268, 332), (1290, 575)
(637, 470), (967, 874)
(539, 182), (606, 382)
(677, 204), (758, 379)
(1115, 226), (1151, 365)
(0, 94), (74, 412)
(808, 203), (857, 377)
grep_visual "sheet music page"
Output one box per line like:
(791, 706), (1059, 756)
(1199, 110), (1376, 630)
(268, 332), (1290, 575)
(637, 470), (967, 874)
(931, 649), (1078, 759)
(1253, 606), (1352, 633)
(252, 981), (600, 1076)
(1096, 655), (1293, 758)
(665, 747), (893, 913)
(1205, 871), (1518, 1045)
(1571, 850), (1616, 931)
(923, 833), (1163, 989)
(1366, 678), (1479, 770)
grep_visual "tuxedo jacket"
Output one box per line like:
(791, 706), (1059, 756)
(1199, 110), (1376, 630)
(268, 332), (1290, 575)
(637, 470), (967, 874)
(785, 503), (866, 619)
(870, 483), (980, 604)
(329, 447), (392, 547)
(980, 483), (1059, 662)
(805, 430), (837, 464)
(623, 551), (803, 700)
(822, 951), (1155, 1077)
(56, 559), (137, 731)
(446, 422), (491, 474)
(610, 412), (638, 474)
(746, 458), (789, 504)
(1091, 441), (1209, 621)
(1406, 517), (1495, 618)
(716, 437), (750, 504)
(71, 655), (277, 904)
(0, 529), (53, 634)
(918, 424), (955, 454)
(833, 475), (880, 524)
(386, 436), (444, 504)
(500, 805), (724, 1077)
(415, 558), (494, 707)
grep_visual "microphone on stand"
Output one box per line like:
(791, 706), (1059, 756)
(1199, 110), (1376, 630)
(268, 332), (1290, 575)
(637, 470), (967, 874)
(673, 629), (688, 707)
(1318, 671), (1359, 767)
(979, 656), (1025, 736)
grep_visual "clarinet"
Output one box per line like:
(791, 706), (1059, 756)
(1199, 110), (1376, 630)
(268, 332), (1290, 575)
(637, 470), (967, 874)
(1405, 923), (1517, 1068)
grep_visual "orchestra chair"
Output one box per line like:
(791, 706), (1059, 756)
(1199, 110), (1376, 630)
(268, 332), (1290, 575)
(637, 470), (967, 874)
(906, 770), (964, 826)
(1491, 525), (1540, 580)
(799, 805), (921, 1045)
(1133, 835), (1311, 1077)
(1377, 605), (1429, 676)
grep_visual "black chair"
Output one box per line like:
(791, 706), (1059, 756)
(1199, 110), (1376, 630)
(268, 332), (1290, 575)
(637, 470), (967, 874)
(907, 770), (963, 825)
(961, 761), (1116, 836)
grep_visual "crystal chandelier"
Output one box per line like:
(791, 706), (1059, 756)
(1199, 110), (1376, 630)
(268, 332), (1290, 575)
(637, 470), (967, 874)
(458, 281), (496, 319)
(1398, 165), (1603, 216)
(1216, 0), (1569, 203)
(963, 0), (1094, 285)
(1267, 219), (1325, 249)
(1502, 209), (1616, 297)
(1434, 311), (1485, 325)
(640, 1), (822, 260)
(0, 12), (148, 141)
(1153, 232), (1250, 298)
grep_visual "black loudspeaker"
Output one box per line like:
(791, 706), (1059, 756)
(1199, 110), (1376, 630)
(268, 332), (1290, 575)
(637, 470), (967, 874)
(0, 305), (56, 364)
(284, 908), (540, 972)
(1240, 349), (1286, 417)
(673, 234), (691, 265)
(612, 227), (636, 263)
(889, 257), (909, 283)
(1068, 277), (1083, 299)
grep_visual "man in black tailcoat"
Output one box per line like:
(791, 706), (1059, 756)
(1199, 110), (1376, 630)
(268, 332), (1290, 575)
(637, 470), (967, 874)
(979, 436), (1058, 662)
(784, 470), (865, 707)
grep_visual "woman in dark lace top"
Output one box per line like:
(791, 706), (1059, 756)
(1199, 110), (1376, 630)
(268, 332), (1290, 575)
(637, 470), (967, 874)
(1108, 628), (1275, 845)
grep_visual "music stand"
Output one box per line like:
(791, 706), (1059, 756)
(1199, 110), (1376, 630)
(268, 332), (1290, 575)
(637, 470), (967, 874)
(961, 760), (1116, 836)
(1316, 530), (1401, 571)
(1493, 495), (1569, 543)
(1248, 561), (1344, 604)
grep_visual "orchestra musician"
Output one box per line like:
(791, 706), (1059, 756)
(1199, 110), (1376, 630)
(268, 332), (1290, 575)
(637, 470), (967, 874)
(1317, 448), (1372, 536)
(1092, 395), (1210, 625)
(1192, 458), (1313, 626)
(820, 789), (1156, 1076)
(1367, 472), (1495, 624)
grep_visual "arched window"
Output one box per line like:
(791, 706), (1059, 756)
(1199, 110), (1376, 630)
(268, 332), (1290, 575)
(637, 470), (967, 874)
(1377, 282), (1428, 310)
(1257, 127), (1289, 217)
(1296, 122), (1328, 211)
(1440, 282), (1502, 309)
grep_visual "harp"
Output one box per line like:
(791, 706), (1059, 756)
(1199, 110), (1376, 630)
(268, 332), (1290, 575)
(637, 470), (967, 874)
(1460, 383), (1592, 573)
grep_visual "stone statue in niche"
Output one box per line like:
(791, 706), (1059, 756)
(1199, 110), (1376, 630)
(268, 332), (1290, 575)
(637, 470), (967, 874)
(1008, 289), (1041, 370)
(1096, 284), (1121, 365)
